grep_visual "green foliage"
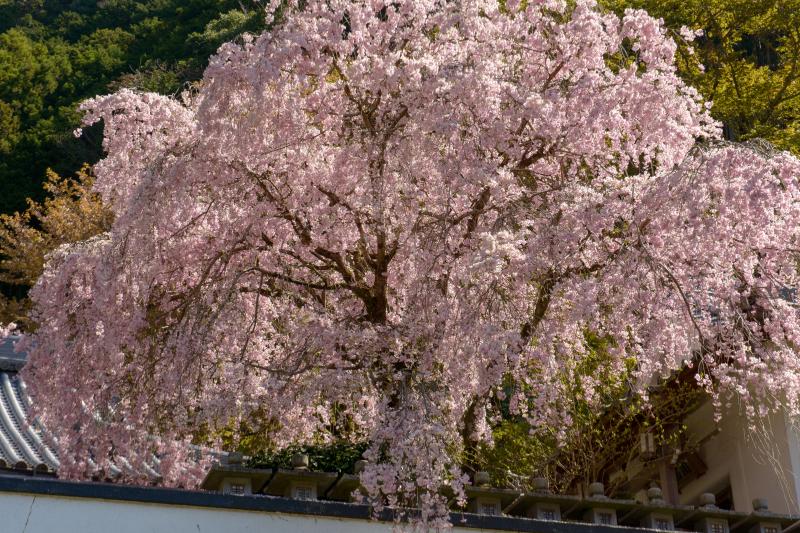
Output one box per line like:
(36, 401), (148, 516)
(473, 418), (554, 489)
(248, 441), (369, 474)
(187, 9), (266, 61)
(0, 165), (113, 329)
(471, 332), (634, 490)
(202, 400), (365, 474)
(600, 0), (800, 155)
(0, 28), (75, 214)
(467, 331), (706, 495)
(0, 0), (270, 214)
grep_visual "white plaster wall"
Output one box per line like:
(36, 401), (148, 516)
(679, 402), (800, 514)
(0, 492), (506, 533)
(784, 415), (800, 512)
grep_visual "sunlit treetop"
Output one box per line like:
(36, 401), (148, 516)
(601, 0), (800, 154)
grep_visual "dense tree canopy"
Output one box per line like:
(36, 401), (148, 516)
(19, 0), (800, 526)
(0, 0), (268, 214)
(0, 166), (112, 328)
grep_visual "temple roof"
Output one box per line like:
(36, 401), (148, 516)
(0, 336), (59, 474)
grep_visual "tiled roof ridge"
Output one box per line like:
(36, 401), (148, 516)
(0, 337), (61, 474)
(0, 336), (25, 372)
(0, 369), (60, 473)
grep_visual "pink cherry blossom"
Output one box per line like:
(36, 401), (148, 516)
(17, 0), (800, 527)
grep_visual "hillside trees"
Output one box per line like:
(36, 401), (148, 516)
(0, 28), (77, 211)
(0, 1), (273, 321)
(601, 0), (800, 153)
(0, 166), (112, 329)
(0, 0), (269, 214)
(20, 0), (800, 526)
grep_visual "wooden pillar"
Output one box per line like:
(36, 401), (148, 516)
(658, 460), (680, 505)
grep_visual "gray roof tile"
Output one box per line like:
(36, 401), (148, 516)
(0, 336), (26, 372)
(0, 338), (60, 473)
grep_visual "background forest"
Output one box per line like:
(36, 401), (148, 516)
(1, 0), (800, 497)
(0, 0), (271, 214)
